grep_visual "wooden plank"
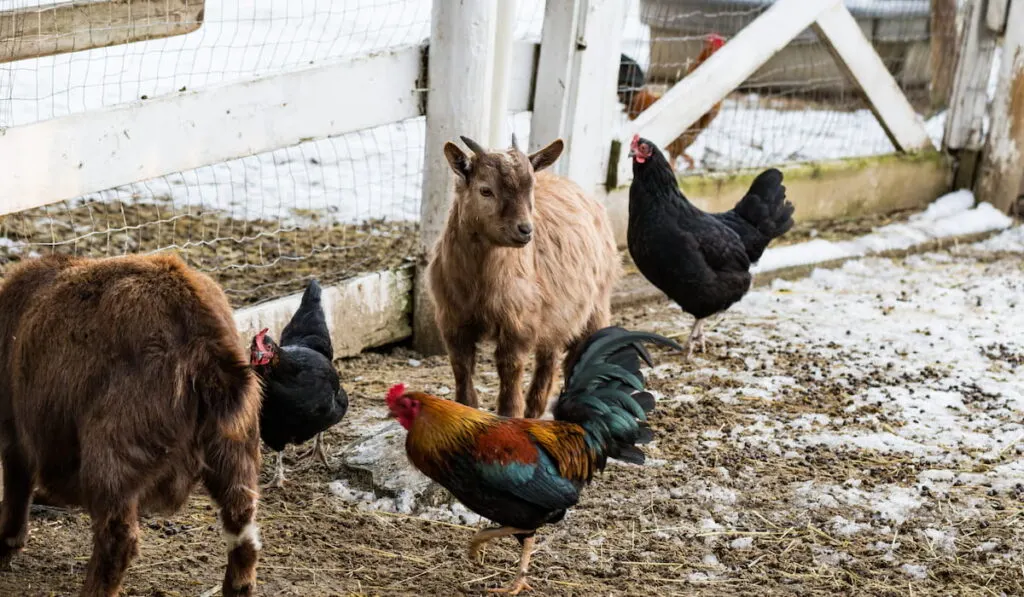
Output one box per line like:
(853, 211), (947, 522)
(976, 0), (1024, 214)
(929, 0), (960, 110)
(986, 0), (1009, 33)
(601, 152), (952, 248)
(234, 268), (412, 360)
(944, 0), (999, 151)
(0, 0), (204, 64)
(0, 47), (424, 217)
(609, 0), (837, 187)
(414, 0), (497, 355)
(812, 3), (935, 152)
(529, 0), (582, 155)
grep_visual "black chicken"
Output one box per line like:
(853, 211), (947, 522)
(250, 279), (349, 487)
(626, 134), (794, 357)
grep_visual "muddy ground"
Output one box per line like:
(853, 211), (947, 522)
(0, 225), (1021, 597)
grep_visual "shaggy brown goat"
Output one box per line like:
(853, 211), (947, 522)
(428, 135), (620, 418)
(0, 253), (262, 597)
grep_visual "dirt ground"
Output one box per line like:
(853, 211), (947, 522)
(0, 225), (1021, 597)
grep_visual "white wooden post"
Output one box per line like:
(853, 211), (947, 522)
(489, 0), (519, 147)
(987, 0), (1009, 33)
(944, 0), (1000, 152)
(976, 0), (1024, 214)
(414, 0), (498, 354)
(530, 0), (624, 185)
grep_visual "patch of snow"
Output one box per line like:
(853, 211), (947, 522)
(792, 481), (922, 525)
(829, 516), (870, 537)
(730, 536), (754, 550)
(752, 191), (1013, 274)
(901, 563), (928, 580)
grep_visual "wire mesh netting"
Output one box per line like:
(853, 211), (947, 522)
(618, 0), (964, 173)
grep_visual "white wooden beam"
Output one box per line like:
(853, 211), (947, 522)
(234, 268), (412, 359)
(529, 0), (583, 155)
(812, 2), (935, 152)
(944, 0), (999, 151)
(414, 0), (498, 355)
(0, 0), (204, 64)
(976, 0), (1024, 213)
(610, 0), (838, 187)
(489, 0), (519, 147)
(0, 47), (422, 216)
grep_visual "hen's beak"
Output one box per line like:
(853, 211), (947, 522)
(627, 146), (637, 158)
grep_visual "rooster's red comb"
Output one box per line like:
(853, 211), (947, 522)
(386, 384), (407, 405)
(706, 33), (726, 48)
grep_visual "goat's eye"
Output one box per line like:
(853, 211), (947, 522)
(479, 187), (494, 197)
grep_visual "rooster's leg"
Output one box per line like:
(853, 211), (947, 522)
(487, 535), (536, 595)
(468, 526), (530, 562)
(297, 433), (330, 467)
(261, 452), (286, 489)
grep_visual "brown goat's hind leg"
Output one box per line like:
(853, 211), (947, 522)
(524, 349), (557, 419)
(0, 445), (33, 569)
(204, 435), (261, 597)
(81, 501), (139, 597)
(495, 338), (529, 418)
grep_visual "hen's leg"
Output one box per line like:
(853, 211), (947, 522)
(261, 452), (285, 489)
(487, 535), (536, 595)
(468, 526), (530, 561)
(296, 433), (330, 467)
(682, 318), (705, 358)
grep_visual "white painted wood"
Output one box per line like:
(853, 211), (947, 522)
(508, 41), (540, 113)
(0, 48), (423, 216)
(812, 3), (935, 152)
(559, 0), (626, 183)
(944, 0), (999, 151)
(489, 0), (519, 148)
(0, 0), (204, 63)
(234, 268), (412, 359)
(986, 0), (1009, 33)
(529, 0), (582, 154)
(611, 0), (838, 187)
(415, 0), (498, 354)
(977, 0), (1024, 213)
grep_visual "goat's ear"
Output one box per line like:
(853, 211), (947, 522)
(528, 139), (564, 172)
(444, 142), (472, 181)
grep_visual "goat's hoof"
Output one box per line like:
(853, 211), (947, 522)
(223, 581), (255, 597)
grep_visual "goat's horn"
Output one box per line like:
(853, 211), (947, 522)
(460, 135), (487, 156)
(510, 132), (520, 151)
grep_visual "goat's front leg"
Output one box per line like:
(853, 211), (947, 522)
(444, 325), (482, 409)
(524, 347), (558, 419)
(495, 335), (530, 418)
(0, 443), (33, 569)
(81, 500), (139, 597)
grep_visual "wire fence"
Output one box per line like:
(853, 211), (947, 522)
(619, 0), (963, 172)
(0, 0), (967, 307)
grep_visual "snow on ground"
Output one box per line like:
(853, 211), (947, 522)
(0, 0), (972, 225)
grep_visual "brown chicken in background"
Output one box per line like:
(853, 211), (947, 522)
(627, 33), (726, 171)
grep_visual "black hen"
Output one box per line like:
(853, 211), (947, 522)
(626, 135), (794, 356)
(250, 279), (349, 487)
(618, 53), (646, 107)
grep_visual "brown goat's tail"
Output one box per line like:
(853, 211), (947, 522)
(187, 334), (262, 442)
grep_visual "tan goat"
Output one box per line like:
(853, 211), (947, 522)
(427, 135), (620, 418)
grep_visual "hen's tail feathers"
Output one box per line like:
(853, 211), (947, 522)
(280, 279), (334, 359)
(554, 326), (682, 472)
(733, 168), (795, 253)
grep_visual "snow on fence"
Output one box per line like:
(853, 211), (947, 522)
(0, 0), (1006, 355)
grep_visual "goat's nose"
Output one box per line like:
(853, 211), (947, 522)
(517, 222), (533, 236)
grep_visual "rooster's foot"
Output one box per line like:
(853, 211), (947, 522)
(487, 574), (533, 595)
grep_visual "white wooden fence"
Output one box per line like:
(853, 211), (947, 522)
(0, 0), (1019, 357)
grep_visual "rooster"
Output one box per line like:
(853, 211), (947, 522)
(627, 135), (794, 357)
(627, 33), (726, 171)
(387, 326), (681, 595)
(251, 279), (349, 488)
